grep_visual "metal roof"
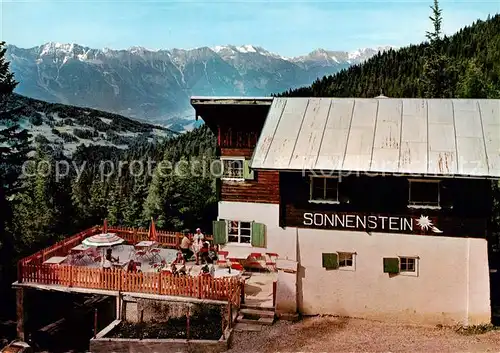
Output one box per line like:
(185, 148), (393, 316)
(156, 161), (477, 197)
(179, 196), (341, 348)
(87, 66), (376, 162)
(251, 97), (500, 178)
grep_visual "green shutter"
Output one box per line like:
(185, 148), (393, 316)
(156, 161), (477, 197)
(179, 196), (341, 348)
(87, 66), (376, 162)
(213, 220), (227, 245)
(322, 253), (339, 270)
(383, 257), (400, 274)
(251, 222), (266, 247)
(243, 160), (254, 180)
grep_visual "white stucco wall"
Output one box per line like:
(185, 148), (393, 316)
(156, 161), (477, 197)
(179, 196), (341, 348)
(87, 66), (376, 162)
(218, 201), (297, 260)
(218, 201), (491, 326)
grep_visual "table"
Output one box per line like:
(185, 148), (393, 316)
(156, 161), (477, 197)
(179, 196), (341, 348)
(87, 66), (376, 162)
(71, 244), (91, 253)
(213, 268), (241, 278)
(43, 256), (67, 265)
(135, 241), (157, 249)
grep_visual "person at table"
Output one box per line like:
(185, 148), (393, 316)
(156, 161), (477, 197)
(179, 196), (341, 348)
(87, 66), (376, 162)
(103, 248), (119, 270)
(172, 248), (186, 266)
(126, 259), (138, 273)
(193, 228), (204, 265)
(199, 241), (210, 264)
(180, 234), (194, 262)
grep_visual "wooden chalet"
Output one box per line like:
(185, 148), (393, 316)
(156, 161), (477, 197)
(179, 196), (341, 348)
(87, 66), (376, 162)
(192, 96), (500, 325)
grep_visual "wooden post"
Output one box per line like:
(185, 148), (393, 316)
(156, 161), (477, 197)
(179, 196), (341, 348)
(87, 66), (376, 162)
(273, 281), (277, 307)
(228, 302), (232, 329)
(69, 267), (73, 287)
(17, 261), (23, 283)
(197, 275), (202, 299)
(186, 307), (190, 340)
(93, 308), (98, 339)
(116, 296), (121, 320)
(16, 288), (26, 341)
(158, 272), (162, 295)
(241, 280), (245, 305)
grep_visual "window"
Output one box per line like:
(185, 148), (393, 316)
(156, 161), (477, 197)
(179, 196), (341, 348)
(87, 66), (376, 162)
(221, 158), (244, 180)
(322, 252), (356, 270)
(310, 176), (339, 203)
(227, 220), (251, 244)
(338, 252), (354, 267)
(383, 257), (419, 276)
(399, 257), (416, 272)
(408, 179), (440, 209)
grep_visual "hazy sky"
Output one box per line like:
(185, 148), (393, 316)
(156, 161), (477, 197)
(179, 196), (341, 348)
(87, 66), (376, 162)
(1, 0), (499, 57)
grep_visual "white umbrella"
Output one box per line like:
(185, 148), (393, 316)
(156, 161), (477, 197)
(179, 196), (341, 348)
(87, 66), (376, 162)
(83, 233), (124, 247)
(83, 233), (125, 265)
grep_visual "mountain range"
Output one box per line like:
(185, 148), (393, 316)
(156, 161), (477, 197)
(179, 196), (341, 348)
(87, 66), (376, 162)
(6, 43), (395, 131)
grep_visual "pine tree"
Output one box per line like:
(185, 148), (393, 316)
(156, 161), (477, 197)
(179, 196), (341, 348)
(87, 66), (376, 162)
(457, 59), (499, 98)
(0, 41), (31, 300)
(0, 41), (31, 196)
(421, 0), (457, 98)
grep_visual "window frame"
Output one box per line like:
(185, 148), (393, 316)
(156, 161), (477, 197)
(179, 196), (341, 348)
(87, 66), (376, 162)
(226, 220), (252, 245)
(407, 178), (441, 210)
(220, 157), (245, 181)
(398, 256), (419, 276)
(309, 176), (340, 204)
(338, 252), (356, 271)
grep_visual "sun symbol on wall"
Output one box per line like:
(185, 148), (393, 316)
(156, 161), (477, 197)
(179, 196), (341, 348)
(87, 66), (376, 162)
(416, 215), (443, 233)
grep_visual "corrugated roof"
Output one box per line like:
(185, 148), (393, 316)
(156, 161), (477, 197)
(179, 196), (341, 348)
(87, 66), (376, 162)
(251, 97), (500, 178)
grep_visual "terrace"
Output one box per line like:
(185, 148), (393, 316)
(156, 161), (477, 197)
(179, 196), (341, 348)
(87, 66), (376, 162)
(15, 226), (245, 303)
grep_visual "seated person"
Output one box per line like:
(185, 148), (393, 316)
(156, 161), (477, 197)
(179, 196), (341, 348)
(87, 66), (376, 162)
(103, 248), (119, 269)
(126, 259), (138, 273)
(180, 234), (194, 261)
(200, 264), (211, 277)
(199, 242), (209, 263)
(172, 249), (186, 265)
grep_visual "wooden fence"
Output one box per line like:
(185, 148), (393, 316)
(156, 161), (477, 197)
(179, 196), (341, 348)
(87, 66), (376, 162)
(20, 264), (241, 301)
(17, 225), (222, 299)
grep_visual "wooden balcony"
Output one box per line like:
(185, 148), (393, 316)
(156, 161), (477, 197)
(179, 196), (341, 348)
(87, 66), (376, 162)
(16, 226), (242, 304)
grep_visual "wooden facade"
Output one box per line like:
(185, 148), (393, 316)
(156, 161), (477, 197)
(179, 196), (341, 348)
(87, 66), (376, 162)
(220, 171), (280, 204)
(280, 172), (491, 238)
(197, 102), (280, 205)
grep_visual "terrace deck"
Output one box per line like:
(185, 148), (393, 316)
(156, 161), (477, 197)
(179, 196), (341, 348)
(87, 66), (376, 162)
(15, 226), (243, 303)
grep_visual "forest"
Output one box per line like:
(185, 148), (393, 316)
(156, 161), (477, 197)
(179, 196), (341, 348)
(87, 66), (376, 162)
(1, 1), (500, 327)
(279, 14), (500, 99)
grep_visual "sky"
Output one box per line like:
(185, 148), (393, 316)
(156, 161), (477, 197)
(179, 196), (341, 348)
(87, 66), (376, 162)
(1, 0), (499, 57)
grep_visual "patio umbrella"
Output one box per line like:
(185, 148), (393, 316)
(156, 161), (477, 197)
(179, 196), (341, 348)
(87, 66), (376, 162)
(103, 219), (108, 234)
(82, 232), (125, 264)
(148, 217), (157, 242)
(83, 232), (124, 247)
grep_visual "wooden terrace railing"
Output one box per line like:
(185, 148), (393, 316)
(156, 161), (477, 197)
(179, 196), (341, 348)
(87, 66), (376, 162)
(20, 265), (241, 301)
(16, 225), (233, 301)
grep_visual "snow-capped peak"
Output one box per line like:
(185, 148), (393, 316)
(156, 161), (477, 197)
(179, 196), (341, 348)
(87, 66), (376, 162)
(236, 44), (257, 53)
(128, 46), (159, 53)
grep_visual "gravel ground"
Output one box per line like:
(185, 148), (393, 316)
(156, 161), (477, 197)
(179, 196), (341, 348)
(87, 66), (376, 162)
(227, 316), (500, 353)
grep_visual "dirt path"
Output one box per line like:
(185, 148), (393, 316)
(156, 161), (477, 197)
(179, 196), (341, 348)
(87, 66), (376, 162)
(228, 316), (500, 352)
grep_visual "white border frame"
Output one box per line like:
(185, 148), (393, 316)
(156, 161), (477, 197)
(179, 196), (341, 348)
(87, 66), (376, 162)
(226, 219), (252, 245)
(398, 256), (419, 277)
(220, 156), (245, 182)
(338, 252), (356, 272)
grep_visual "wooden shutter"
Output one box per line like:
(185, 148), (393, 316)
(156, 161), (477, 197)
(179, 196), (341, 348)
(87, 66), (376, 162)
(212, 220), (227, 245)
(243, 160), (254, 180)
(383, 257), (400, 273)
(322, 253), (339, 269)
(251, 222), (266, 247)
